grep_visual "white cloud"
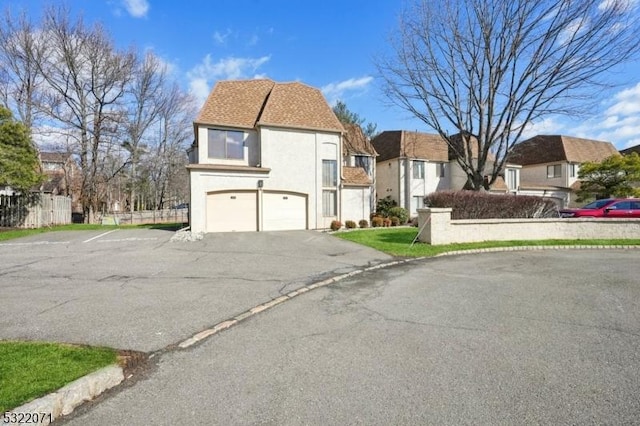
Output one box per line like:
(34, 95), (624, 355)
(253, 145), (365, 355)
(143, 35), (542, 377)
(187, 55), (271, 103)
(520, 117), (567, 139)
(321, 76), (374, 104)
(122, 0), (149, 18)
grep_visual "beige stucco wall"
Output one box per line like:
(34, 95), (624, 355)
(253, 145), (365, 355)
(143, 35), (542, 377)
(190, 126), (341, 233)
(341, 186), (372, 224)
(418, 208), (640, 245)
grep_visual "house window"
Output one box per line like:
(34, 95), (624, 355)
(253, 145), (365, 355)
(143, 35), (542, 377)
(208, 129), (244, 159)
(322, 160), (337, 216)
(322, 160), (337, 187)
(547, 164), (561, 178)
(413, 160), (425, 179)
(569, 163), (579, 178)
(355, 156), (371, 175)
(438, 163), (446, 178)
(507, 169), (518, 190)
(323, 190), (337, 216)
(412, 196), (425, 213)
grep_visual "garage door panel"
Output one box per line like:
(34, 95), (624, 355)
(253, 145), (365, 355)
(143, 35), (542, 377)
(207, 191), (257, 232)
(263, 192), (307, 231)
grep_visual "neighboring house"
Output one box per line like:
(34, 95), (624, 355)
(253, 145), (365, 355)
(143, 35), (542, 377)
(38, 152), (82, 212)
(188, 78), (350, 233)
(341, 123), (377, 223)
(507, 135), (619, 207)
(620, 144), (640, 156)
(371, 130), (521, 216)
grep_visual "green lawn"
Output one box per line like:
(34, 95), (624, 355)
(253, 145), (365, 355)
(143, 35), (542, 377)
(0, 341), (117, 412)
(334, 227), (640, 257)
(0, 222), (184, 242)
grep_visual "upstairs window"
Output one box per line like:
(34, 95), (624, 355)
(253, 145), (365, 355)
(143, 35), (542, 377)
(507, 169), (518, 190)
(355, 156), (371, 175)
(547, 164), (561, 178)
(322, 160), (337, 187)
(437, 162), (446, 178)
(413, 160), (425, 179)
(208, 129), (244, 160)
(569, 163), (579, 178)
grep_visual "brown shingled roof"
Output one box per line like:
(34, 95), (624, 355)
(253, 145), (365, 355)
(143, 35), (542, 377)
(195, 78), (344, 134)
(258, 82), (344, 132)
(620, 144), (640, 156)
(342, 123), (377, 156)
(371, 130), (449, 162)
(195, 79), (274, 129)
(342, 166), (372, 186)
(507, 135), (619, 166)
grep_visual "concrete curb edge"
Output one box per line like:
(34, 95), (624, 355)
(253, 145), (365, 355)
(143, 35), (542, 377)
(2, 365), (124, 425)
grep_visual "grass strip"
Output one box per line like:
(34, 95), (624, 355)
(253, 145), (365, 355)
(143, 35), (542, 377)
(334, 227), (640, 257)
(0, 222), (184, 242)
(0, 341), (117, 412)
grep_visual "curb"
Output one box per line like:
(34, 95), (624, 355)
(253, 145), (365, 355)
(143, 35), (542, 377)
(2, 365), (124, 425)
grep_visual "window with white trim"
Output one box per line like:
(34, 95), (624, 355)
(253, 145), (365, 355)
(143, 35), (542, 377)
(208, 129), (244, 159)
(438, 162), (446, 178)
(569, 163), (579, 178)
(322, 160), (337, 216)
(413, 160), (425, 179)
(412, 196), (425, 213)
(547, 164), (561, 178)
(507, 169), (518, 190)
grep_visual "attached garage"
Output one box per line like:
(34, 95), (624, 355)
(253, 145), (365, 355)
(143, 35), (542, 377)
(263, 191), (307, 231)
(205, 190), (307, 232)
(206, 191), (258, 232)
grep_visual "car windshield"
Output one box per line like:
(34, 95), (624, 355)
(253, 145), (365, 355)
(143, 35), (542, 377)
(581, 199), (613, 209)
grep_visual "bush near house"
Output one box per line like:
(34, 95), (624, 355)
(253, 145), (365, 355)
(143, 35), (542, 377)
(330, 220), (342, 231)
(345, 220), (357, 229)
(371, 216), (384, 227)
(387, 206), (409, 224)
(358, 219), (369, 228)
(425, 190), (558, 219)
(390, 216), (400, 226)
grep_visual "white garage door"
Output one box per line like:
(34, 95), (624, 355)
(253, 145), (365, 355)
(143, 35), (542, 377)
(206, 191), (257, 232)
(263, 192), (307, 231)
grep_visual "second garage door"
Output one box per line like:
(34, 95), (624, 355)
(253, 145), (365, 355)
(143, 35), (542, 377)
(206, 191), (258, 232)
(262, 191), (307, 231)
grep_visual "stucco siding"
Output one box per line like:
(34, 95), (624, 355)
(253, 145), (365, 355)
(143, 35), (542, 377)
(376, 159), (400, 206)
(342, 187), (372, 224)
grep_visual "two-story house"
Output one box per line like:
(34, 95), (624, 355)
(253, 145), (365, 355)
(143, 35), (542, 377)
(371, 130), (521, 216)
(188, 79), (353, 233)
(507, 135), (619, 207)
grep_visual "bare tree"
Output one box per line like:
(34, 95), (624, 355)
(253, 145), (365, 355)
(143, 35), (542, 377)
(377, 0), (640, 190)
(122, 51), (167, 212)
(0, 9), (47, 134)
(35, 6), (135, 220)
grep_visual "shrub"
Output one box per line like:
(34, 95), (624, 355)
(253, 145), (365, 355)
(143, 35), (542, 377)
(390, 216), (400, 226)
(371, 216), (384, 227)
(375, 196), (397, 217)
(358, 219), (369, 228)
(383, 218), (392, 227)
(330, 220), (342, 231)
(345, 220), (357, 229)
(387, 206), (409, 224)
(424, 190), (559, 219)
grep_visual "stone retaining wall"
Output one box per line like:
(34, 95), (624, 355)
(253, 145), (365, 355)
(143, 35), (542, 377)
(417, 208), (640, 245)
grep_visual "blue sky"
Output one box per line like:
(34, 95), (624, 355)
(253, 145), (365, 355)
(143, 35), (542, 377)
(4, 0), (640, 149)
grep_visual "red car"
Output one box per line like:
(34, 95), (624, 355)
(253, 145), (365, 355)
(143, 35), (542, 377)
(560, 198), (640, 218)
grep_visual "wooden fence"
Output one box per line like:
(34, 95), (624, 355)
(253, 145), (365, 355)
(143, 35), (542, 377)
(0, 194), (72, 228)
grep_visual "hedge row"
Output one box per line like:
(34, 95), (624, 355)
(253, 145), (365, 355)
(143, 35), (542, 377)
(424, 191), (559, 219)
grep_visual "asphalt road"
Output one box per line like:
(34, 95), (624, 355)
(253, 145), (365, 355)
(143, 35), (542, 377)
(0, 229), (391, 351)
(62, 249), (640, 425)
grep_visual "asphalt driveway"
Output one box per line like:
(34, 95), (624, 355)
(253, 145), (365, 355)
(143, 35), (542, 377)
(63, 249), (640, 425)
(0, 229), (392, 351)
